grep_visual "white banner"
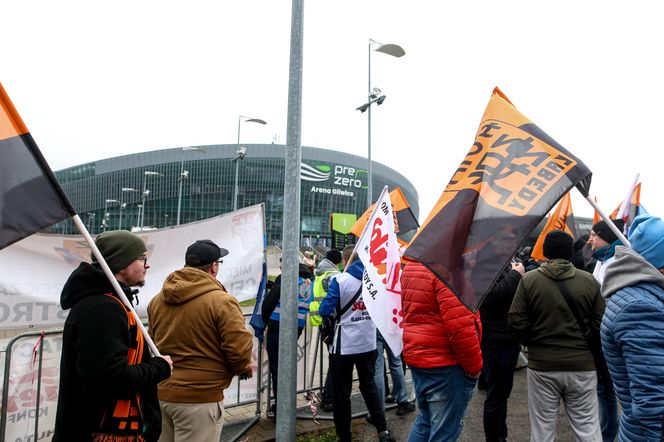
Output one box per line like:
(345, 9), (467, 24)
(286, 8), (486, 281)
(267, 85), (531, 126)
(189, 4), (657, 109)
(0, 205), (266, 330)
(356, 186), (404, 356)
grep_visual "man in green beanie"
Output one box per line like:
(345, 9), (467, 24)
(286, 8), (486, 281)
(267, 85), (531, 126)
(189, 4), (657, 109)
(54, 230), (173, 442)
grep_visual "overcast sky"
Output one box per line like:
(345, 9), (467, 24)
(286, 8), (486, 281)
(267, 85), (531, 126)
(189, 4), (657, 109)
(3, 1), (662, 222)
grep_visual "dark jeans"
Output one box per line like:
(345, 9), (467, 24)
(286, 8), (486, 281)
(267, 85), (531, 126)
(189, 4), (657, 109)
(266, 328), (280, 401)
(330, 350), (386, 442)
(597, 377), (618, 442)
(323, 349), (334, 403)
(481, 341), (520, 442)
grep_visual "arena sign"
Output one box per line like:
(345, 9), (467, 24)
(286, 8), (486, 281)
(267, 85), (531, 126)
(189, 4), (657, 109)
(301, 162), (367, 197)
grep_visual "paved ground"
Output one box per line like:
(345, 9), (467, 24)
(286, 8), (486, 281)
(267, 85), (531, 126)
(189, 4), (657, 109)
(238, 366), (576, 441)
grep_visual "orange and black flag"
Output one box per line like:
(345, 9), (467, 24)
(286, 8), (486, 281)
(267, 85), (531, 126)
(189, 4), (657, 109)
(405, 87), (592, 311)
(530, 193), (578, 261)
(0, 83), (75, 250)
(350, 187), (419, 237)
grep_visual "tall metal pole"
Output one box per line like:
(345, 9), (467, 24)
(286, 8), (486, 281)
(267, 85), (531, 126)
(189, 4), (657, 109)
(277, 0), (303, 439)
(367, 40), (373, 208)
(140, 175), (147, 229)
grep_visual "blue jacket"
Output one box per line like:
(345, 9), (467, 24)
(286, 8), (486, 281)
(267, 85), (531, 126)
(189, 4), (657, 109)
(601, 246), (664, 441)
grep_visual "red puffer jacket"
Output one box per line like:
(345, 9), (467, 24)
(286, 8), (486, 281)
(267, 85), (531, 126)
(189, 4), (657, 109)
(401, 262), (483, 375)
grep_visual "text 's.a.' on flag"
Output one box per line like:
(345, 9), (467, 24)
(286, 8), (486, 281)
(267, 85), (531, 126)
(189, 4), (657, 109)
(0, 83), (75, 250)
(405, 87), (592, 312)
(355, 186), (404, 356)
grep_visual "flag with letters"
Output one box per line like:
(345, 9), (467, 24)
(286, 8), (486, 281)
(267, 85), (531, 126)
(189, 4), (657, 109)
(355, 186), (404, 356)
(0, 83), (76, 250)
(405, 87), (592, 311)
(531, 193), (578, 261)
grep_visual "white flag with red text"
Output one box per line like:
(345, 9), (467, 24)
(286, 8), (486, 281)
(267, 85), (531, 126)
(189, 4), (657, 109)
(356, 186), (404, 356)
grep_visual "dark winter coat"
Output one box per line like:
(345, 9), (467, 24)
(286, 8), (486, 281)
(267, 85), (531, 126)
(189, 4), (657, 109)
(508, 259), (604, 372)
(53, 262), (171, 442)
(480, 268), (522, 345)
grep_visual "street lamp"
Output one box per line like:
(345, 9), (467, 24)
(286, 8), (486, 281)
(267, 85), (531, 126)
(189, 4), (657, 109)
(177, 146), (205, 226)
(234, 115), (267, 211)
(102, 199), (119, 232)
(140, 171), (163, 229)
(356, 39), (405, 208)
(119, 187), (138, 230)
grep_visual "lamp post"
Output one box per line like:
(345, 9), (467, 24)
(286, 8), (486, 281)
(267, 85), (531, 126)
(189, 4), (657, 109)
(119, 187), (138, 230)
(102, 199), (119, 232)
(356, 39), (405, 208)
(234, 115), (267, 211)
(176, 146), (205, 226)
(140, 171), (163, 229)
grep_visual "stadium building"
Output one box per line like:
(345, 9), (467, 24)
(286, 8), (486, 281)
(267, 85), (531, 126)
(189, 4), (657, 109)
(53, 144), (419, 247)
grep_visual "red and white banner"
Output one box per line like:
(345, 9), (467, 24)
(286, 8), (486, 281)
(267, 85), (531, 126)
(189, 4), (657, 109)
(356, 186), (404, 356)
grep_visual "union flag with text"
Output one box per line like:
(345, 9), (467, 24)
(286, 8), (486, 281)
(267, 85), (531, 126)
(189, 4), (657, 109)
(405, 87), (592, 311)
(0, 83), (75, 250)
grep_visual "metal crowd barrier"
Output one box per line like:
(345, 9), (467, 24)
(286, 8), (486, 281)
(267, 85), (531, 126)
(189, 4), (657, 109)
(0, 313), (332, 442)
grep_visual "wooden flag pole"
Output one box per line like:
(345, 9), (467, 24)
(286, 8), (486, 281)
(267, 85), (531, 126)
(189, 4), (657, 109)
(582, 194), (631, 247)
(71, 214), (161, 357)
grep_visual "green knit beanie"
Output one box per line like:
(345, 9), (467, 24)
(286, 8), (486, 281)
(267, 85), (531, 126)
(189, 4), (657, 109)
(92, 231), (147, 273)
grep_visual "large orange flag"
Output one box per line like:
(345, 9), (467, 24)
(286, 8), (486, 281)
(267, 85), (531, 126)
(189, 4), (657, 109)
(350, 187), (418, 237)
(405, 87), (592, 311)
(531, 193), (578, 261)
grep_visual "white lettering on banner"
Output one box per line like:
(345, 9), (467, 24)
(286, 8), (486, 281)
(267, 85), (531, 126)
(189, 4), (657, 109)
(0, 205), (266, 329)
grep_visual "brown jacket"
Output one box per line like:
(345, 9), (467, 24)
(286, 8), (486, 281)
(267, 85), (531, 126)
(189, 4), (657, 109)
(148, 267), (253, 402)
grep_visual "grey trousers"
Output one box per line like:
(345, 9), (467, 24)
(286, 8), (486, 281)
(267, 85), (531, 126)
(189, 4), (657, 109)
(527, 369), (601, 442)
(158, 400), (224, 442)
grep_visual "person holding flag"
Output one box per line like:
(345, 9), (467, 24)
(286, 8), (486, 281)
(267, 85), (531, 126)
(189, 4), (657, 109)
(54, 231), (173, 442)
(319, 252), (396, 442)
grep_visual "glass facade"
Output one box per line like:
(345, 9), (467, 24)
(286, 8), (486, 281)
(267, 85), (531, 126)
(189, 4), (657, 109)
(53, 144), (419, 247)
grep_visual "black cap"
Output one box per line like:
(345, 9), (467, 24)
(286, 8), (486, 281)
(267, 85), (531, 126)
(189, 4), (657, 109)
(185, 240), (229, 266)
(591, 219), (625, 244)
(325, 249), (342, 265)
(543, 230), (574, 260)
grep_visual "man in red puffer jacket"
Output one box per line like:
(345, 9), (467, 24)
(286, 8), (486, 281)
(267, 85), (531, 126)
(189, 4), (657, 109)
(401, 261), (483, 442)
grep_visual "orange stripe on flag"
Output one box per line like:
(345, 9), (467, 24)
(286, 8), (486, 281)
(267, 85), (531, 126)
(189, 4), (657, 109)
(0, 83), (29, 141)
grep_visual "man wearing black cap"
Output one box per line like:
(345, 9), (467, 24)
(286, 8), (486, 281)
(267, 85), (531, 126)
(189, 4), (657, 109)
(54, 231), (173, 442)
(148, 239), (253, 442)
(588, 219), (625, 285)
(509, 230), (604, 441)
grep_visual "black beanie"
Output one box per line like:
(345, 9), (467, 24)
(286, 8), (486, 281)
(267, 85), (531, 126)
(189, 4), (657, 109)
(543, 230), (574, 260)
(591, 219), (625, 244)
(325, 249), (342, 265)
(92, 231), (147, 273)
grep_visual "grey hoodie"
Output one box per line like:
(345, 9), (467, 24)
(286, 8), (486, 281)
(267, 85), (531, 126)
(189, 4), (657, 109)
(602, 246), (664, 299)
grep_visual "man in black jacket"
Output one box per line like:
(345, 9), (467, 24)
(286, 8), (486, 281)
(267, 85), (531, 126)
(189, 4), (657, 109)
(479, 260), (524, 442)
(54, 231), (172, 442)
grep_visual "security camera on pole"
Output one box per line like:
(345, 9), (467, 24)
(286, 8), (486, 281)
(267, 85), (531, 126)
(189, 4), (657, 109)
(234, 116), (267, 212)
(356, 39), (405, 208)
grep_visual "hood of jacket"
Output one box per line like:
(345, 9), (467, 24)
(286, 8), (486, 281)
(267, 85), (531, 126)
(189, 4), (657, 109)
(60, 262), (136, 310)
(315, 258), (340, 276)
(346, 259), (365, 280)
(601, 245), (664, 299)
(536, 258), (576, 281)
(159, 267), (227, 305)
